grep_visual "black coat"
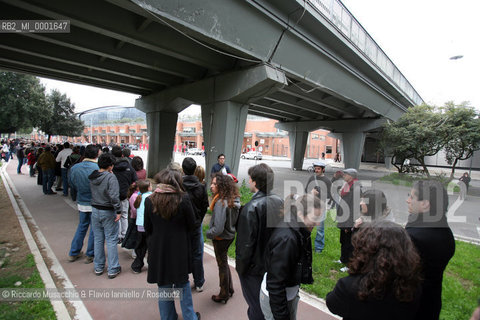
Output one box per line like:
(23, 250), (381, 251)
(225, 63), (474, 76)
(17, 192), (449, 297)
(326, 275), (421, 320)
(113, 158), (137, 200)
(182, 175), (209, 228)
(144, 194), (196, 286)
(265, 220), (313, 320)
(235, 191), (283, 276)
(406, 215), (455, 320)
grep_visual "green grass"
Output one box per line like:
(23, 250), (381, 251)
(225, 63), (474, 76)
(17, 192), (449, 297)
(380, 172), (461, 192)
(0, 254), (56, 320)
(204, 207), (479, 319)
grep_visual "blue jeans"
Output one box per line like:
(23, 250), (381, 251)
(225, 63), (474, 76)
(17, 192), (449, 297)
(69, 211), (95, 257)
(17, 158), (24, 173)
(314, 220), (325, 253)
(157, 282), (198, 320)
(61, 168), (69, 196)
(42, 168), (56, 194)
(191, 226), (205, 287)
(29, 164), (35, 177)
(91, 208), (120, 274)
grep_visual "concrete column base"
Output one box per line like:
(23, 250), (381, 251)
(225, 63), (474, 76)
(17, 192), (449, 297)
(202, 101), (248, 179)
(288, 130), (309, 171)
(146, 111), (178, 177)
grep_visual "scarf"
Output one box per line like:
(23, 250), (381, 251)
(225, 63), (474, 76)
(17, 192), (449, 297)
(340, 178), (358, 197)
(154, 183), (178, 194)
(209, 193), (220, 212)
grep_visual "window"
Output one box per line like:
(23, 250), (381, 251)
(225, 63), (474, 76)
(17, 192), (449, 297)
(311, 133), (319, 140)
(326, 146), (333, 154)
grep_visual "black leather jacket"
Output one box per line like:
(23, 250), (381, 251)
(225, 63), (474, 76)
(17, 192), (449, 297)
(265, 219), (314, 320)
(235, 191), (283, 276)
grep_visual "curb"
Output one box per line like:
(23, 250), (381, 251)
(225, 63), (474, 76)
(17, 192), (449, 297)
(1, 162), (92, 320)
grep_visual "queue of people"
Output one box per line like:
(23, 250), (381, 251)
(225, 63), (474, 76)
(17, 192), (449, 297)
(4, 142), (462, 320)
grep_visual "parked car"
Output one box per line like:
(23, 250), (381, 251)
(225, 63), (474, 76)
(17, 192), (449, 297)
(187, 148), (202, 155)
(241, 151), (262, 160)
(128, 144), (139, 150)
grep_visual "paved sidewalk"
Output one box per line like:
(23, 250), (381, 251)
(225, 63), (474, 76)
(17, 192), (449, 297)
(4, 160), (337, 320)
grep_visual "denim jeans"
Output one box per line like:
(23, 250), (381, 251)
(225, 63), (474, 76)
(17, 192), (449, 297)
(61, 168), (69, 196)
(29, 164), (35, 177)
(191, 226), (205, 287)
(239, 273), (264, 320)
(91, 208), (120, 274)
(157, 282), (198, 320)
(314, 220), (325, 253)
(17, 158), (24, 173)
(42, 168), (56, 194)
(69, 211), (95, 257)
(259, 289), (299, 320)
(118, 199), (129, 239)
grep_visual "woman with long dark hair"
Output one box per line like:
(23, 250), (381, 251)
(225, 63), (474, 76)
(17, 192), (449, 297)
(144, 169), (200, 320)
(326, 220), (421, 319)
(206, 173), (240, 304)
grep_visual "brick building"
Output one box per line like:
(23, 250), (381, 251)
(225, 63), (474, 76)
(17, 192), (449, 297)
(35, 107), (338, 159)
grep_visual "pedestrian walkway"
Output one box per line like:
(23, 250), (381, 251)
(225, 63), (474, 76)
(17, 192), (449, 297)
(3, 159), (337, 320)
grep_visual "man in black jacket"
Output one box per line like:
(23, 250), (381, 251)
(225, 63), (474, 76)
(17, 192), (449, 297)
(260, 194), (321, 320)
(406, 180), (455, 320)
(236, 163), (283, 320)
(182, 157), (209, 292)
(111, 146), (138, 243)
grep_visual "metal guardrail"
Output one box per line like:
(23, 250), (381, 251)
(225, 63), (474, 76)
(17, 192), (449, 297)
(307, 0), (423, 106)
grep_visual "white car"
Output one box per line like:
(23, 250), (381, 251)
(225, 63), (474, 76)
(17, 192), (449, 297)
(186, 148), (202, 155)
(241, 151), (262, 160)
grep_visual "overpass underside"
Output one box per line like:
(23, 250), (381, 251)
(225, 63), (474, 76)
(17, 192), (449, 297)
(0, 0), (420, 176)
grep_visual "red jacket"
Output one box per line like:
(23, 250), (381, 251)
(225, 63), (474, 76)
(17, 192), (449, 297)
(27, 152), (36, 165)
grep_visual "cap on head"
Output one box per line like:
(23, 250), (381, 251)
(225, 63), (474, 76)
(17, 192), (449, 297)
(342, 168), (358, 179)
(313, 161), (326, 167)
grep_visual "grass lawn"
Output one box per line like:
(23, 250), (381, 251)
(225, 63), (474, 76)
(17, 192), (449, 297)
(0, 253), (56, 320)
(203, 208), (480, 320)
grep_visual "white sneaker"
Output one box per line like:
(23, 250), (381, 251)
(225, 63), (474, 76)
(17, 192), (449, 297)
(340, 267), (349, 273)
(195, 286), (203, 292)
(333, 260), (342, 264)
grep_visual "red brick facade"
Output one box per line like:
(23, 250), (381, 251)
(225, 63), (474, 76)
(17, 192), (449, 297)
(39, 118), (338, 158)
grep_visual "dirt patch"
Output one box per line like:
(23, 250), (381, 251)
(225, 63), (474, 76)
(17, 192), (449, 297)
(0, 179), (33, 280)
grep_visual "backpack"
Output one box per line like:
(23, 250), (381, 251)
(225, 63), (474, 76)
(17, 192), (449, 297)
(64, 154), (82, 169)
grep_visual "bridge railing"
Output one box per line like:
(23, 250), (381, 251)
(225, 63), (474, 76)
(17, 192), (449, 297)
(307, 0), (423, 106)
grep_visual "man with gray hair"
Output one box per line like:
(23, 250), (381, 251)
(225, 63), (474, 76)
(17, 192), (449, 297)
(336, 168), (359, 271)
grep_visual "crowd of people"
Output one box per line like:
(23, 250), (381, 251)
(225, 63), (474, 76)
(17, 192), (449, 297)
(1, 139), (468, 320)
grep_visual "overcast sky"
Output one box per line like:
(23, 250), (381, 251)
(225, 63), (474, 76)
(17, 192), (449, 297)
(40, 0), (480, 113)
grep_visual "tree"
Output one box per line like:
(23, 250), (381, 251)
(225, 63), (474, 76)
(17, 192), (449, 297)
(380, 104), (448, 177)
(442, 102), (480, 180)
(0, 71), (47, 135)
(39, 89), (84, 142)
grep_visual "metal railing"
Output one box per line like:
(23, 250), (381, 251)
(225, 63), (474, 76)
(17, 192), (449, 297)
(307, 0), (423, 106)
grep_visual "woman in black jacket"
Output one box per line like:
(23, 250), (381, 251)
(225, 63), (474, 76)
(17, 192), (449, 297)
(144, 169), (200, 320)
(326, 220), (422, 320)
(206, 173), (240, 304)
(260, 193), (323, 320)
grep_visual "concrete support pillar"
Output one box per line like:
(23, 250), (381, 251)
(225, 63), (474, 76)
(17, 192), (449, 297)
(202, 101), (248, 178)
(342, 132), (366, 170)
(288, 130), (309, 170)
(146, 111), (178, 177)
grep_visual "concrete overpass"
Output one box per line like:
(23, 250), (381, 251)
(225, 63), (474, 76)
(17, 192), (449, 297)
(0, 0), (423, 176)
